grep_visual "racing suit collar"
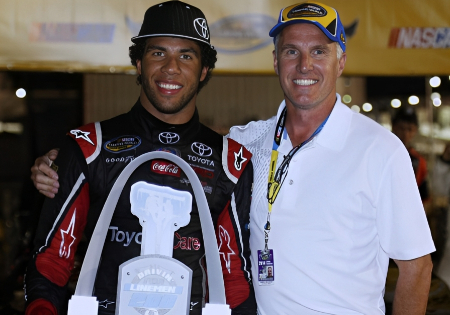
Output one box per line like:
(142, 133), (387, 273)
(131, 98), (201, 145)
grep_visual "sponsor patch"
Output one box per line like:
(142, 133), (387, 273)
(190, 164), (214, 179)
(59, 210), (77, 259)
(174, 232), (201, 251)
(151, 160), (181, 177)
(187, 155), (215, 167)
(156, 147), (181, 156)
(159, 132), (180, 144)
(194, 18), (209, 40)
(234, 147), (248, 171)
(218, 225), (235, 273)
(191, 142), (213, 157)
(70, 129), (94, 145)
(225, 138), (252, 181)
(106, 156), (134, 163)
(203, 185), (213, 194)
(288, 3), (327, 18)
(109, 226), (142, 246)
(104, 135), (141, 153)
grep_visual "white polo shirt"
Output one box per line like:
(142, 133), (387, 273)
(228, 95), (435, 315)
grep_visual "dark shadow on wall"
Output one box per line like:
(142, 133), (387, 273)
(0, 71), (83, 314)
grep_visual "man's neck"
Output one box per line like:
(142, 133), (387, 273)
(139, 91), (196, 125)
(284, 99), (336, 147)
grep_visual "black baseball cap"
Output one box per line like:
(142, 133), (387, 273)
(131, 1), (212, 47)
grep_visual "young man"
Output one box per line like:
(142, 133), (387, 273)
(25, 2), (256, 315)
(228, 2), (434, 314)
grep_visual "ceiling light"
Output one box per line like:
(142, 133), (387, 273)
(362, 103), (372, 112)
(350, 105), (360, 113)
(430, 76), (441, 88)
(391, 99), (401, 108)
(408, 96), (419, 105)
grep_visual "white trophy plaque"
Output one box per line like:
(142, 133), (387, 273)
(116, 182), (193, 314)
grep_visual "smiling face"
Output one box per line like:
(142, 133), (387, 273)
(136, 36), (208, 123)
(274, 23), (346, 112)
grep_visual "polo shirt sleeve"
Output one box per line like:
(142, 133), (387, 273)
(375, 145), (435, 260)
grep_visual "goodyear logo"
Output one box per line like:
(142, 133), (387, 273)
(210, 14), (276, 54)
(104, 135), (141, 153)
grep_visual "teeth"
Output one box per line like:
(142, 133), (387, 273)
(157, 82), (182, 90)
(294, 79), (317, 86)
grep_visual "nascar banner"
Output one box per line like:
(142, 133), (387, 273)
(0, 0), (449, 75)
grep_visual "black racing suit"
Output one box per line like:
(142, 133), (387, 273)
(25, 100), (256, 315)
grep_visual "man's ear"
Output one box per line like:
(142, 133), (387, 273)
(136, 59), (142, 76)
(273, 50), (279, 75)
(200, 66), (208, 82)
(337, 53), (346, 78)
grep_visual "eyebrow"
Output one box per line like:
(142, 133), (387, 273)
(146, 45), (199, 56)
(280, 43), (332, 51)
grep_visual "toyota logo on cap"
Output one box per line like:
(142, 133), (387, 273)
(194, 18), (209, 40)
(158, 132), (180, 144)
(191, 142), (212, 157)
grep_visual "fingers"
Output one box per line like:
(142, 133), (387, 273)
(39, 190), (56, 199)
(30, 150), (61, 198)
(47, 149), (59, 163)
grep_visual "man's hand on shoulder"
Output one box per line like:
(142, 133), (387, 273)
(31, 149), (60, 198)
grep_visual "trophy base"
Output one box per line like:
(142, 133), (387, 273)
(67, 295), (98, 315)
(202, 303), (231, 315)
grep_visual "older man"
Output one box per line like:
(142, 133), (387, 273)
(228, 2), (434, 314)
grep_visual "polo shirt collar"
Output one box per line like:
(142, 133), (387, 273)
(275, 94), (352, 151)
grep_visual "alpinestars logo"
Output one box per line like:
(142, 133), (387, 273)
(234, 147), (247, 171)
(218, 225), (235, 273)
(70, 129), (94, 145)
(190, 302), (199, 310)
(158, 132), (180, 144)
(99, 300), (115, 308)
(59, 209), (76, 259)
(194, 18), (209, 40)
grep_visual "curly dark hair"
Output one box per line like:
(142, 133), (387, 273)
(129, 39), (217, 93)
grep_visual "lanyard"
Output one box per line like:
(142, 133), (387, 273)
(264, 107), (329, 251)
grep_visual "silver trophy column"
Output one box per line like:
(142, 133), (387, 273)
(67, 152), (231, 315)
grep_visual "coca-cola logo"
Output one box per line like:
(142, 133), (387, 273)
(151, 160), (180, 177)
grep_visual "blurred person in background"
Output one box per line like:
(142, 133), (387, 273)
(431, 143), (450, 268)
(391, 107), (429, 202)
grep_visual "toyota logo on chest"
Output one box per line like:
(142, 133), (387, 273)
(191, 142), (213, 157)
(158, 132), (180, 144)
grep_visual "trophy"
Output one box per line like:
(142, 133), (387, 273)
(67, 152), (231, 315)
